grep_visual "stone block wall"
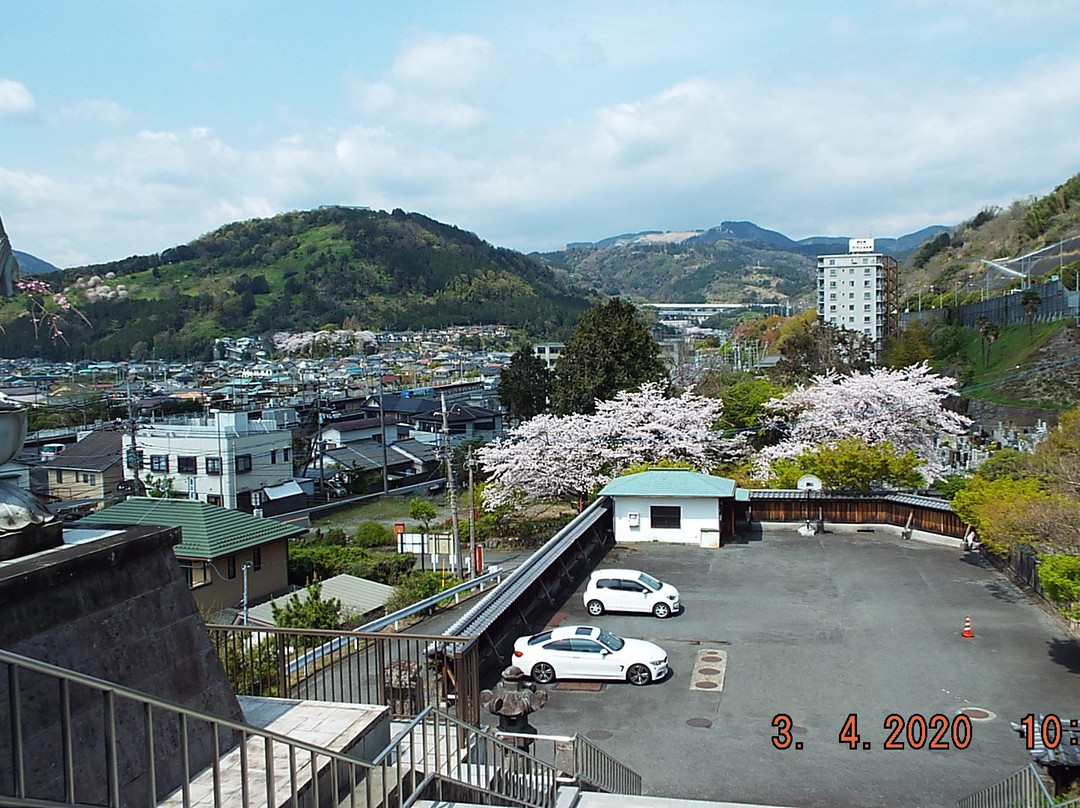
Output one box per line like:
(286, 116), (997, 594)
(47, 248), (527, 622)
(0, 525), (246, 804)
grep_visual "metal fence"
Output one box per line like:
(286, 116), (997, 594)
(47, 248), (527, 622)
(0, 645), (558, 808)
(957, 762), (1056, 808)
(207, 624), (481, 726)
(496, 731), (643, 796)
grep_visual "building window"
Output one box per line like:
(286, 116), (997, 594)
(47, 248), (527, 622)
(207, 494), (222, 506)
(252, 546), (262, 571)
(89, 473), (96, 485)
(864, 292), (871, 299)
(227, 555), (236, 579)
(270, 450), (277, 465)
(177, 456), (197, 473)
(181, 561), (212, 589)
(864, 316), (872, 322)
(125, 449), (143, 469)
(206, 456), (222, 475)
(829, 281), (836, 288)
(235, 454), (253, 474)
(650, 505), (681, 529)
(150, 455), (169, 473)
(282, 448), (290, 462)
(54, 469), (63, 483)
(864, 304), (871, 311)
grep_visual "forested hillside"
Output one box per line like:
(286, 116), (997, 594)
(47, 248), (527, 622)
(0, 207), (596, 360)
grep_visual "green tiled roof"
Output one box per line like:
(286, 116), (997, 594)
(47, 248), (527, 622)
(78, 497), (305, 559)
(598, 470), (740, 498)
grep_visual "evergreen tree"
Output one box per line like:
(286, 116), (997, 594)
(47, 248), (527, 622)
(270, 581), (343, 633)
(550, 298), (667, 415)
(497, 344), (551, 422)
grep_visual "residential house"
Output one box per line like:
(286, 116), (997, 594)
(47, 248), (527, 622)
(77, 496), (303, 613)
(598, 469), (750, 546)
(40, 428), (124, 513)
(120, 409), (304, 514)
(244, 573), (394, 627)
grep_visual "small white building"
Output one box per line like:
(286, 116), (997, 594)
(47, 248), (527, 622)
(598, 469), (749, 547)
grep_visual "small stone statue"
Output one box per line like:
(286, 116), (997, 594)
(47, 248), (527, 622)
(480, 665), (548, 750)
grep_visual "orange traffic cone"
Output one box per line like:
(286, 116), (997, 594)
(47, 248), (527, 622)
(961, 615), (974, 639)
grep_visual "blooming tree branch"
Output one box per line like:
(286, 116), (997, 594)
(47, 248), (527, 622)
(756, 363), (970, 483)
(478, 382), (747, 509)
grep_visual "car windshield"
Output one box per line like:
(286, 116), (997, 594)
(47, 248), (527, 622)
(597, 630), (625, 651)
(638, 572), (662, 591)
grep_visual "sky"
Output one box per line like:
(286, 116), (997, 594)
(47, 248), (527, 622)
(3, 1), (1080, 269)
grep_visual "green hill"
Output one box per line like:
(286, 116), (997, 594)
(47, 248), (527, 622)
(0, 207), (596, 360)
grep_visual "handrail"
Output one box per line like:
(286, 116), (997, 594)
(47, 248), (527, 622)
(495, 730), (642, 796)
(957, 762), (1054, 808)
(1, 646), (559, 808)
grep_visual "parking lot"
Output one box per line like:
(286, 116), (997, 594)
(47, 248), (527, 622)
(512, 531), (1080, 808)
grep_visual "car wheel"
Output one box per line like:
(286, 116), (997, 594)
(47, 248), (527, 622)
(531, 662), (556, 684)
(627, 663), (651, 686)
(586, 599), (605, 616)
(652, 602), (671, 619)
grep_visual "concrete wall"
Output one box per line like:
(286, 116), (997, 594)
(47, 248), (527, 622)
(612, 496), (719, 544)
(0, 525), (246, 804)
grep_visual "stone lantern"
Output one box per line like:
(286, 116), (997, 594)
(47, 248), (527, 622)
(480, 665), (548, 752)
(0, 402), (63, 561)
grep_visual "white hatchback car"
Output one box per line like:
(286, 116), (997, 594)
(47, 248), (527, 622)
(582, 569), (682, 618)
(512, 625), (669, 686)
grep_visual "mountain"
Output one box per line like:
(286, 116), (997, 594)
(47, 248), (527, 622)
(0, 207), (596, 361)
(539, 221), (949, 306)
(12, 251), (58, 275)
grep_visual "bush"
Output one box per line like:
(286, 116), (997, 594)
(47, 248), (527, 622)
(288, 544), (415, 586)
(353, 521), (394, 548)
(384, 571), (462, 613)
(1038, 554), (1080, 619)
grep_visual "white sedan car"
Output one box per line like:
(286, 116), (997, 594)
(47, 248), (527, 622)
(512, 625), (669, 686)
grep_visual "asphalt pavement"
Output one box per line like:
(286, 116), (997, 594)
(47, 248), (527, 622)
(495, 531), (1080, 808)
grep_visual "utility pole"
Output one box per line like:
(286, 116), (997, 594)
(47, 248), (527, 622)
(377, 375), (389, 495)
(241, 562), (253, 625)
(441, 393), (461, 574)
(468, 447), (477, 579)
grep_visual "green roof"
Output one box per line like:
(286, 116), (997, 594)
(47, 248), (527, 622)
(598, 470), (743, 499)
(78, 497), (305, 559)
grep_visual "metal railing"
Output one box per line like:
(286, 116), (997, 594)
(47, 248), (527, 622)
(495, 731), (642, 796)
(0, 646), (558, 808)
(207, 624), (482, 725)
(957, 763), (1056, 808)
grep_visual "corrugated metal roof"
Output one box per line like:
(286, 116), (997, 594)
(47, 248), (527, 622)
(247, 574), (393, 625)
(78, 497), (306, 558)
(748, 489), (954, 511)
(598, 470), (737, 498)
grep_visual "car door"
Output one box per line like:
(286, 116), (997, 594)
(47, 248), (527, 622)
(595, 578), (623, 611)
(567, 638), (615, 678)
(620, 579), (652, 613)
(540, 639), (577, 677)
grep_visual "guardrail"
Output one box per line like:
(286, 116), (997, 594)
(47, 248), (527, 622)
(0, 646), (557, 808)
(495, 731), (642, 796)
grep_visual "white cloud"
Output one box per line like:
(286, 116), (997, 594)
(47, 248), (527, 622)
(51, 98), (132, 126)
(0, 78), (34, 116)
(346, 33), (495, 133)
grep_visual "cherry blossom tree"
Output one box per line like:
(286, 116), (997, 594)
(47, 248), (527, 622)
(756, 363), (970, 483)
(479, 382), (746, 509)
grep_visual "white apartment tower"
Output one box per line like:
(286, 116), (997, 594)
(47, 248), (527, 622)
(816, 238), (900, 361)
